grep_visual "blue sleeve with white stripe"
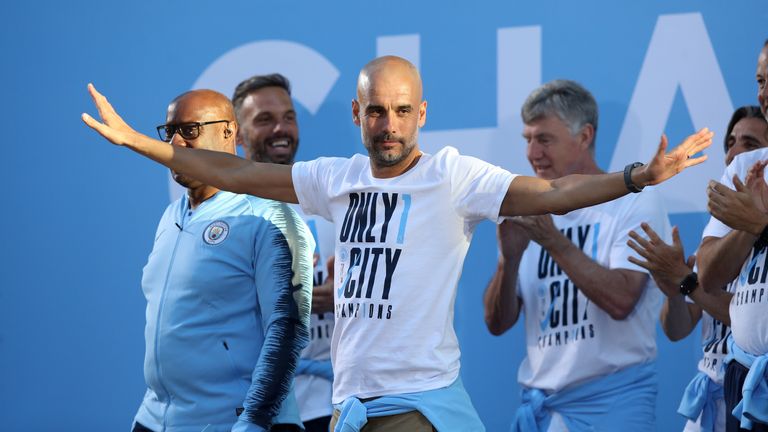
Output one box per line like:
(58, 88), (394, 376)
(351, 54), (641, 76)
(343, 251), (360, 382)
(234, 202), (313, 431)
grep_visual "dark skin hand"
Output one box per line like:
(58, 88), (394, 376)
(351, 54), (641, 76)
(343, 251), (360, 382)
(312, 256), (335, 314)
(628, 223), (731, 341)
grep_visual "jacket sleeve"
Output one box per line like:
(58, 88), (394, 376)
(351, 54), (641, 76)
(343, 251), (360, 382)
(233, 203), (314, 431)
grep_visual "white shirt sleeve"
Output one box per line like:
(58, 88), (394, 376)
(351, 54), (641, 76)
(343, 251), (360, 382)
(291, 158), (336, 221)
(447, 151), (516, 223)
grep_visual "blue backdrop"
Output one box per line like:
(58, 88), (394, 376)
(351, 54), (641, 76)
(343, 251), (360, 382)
(2, 1), (767, 430)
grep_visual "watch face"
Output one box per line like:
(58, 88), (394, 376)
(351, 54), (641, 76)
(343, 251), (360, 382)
(679, 272), (698, 295)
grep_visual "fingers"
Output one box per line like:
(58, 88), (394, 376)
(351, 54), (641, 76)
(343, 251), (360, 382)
(640, 222), (662, 244)
(626, 236), (653, 261)
(81, 112), (109, 137)
(628, 229), (652, 251)
(734, 174), (749, 194)
(88, 83), (110, 120)
(707, 180), (731, 199)
(686, 254), (696, 270)
(671, 226), (682, 249)
(686, 128), (714, 153)
(88, 83), (124, 127)
(746, 160), (768, 185)
(656, 133), (669, 158)
(683, 154), (708, 168)
(676, 128), (713, 168)
(627, 254), (652, 271)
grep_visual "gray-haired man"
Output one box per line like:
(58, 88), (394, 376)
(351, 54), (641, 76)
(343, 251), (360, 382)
(484, 80), (670, 431)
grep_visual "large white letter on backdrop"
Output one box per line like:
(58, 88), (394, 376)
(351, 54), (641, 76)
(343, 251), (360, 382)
(608, 13), (732, 214)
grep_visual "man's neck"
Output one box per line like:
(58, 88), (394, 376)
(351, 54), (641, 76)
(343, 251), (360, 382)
(187, 186), (220, 209)
(370, 151), (423, 179)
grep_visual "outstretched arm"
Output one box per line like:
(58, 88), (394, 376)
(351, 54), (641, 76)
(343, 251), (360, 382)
(81, 84), (298, 203)
(500, 130), (713, 216)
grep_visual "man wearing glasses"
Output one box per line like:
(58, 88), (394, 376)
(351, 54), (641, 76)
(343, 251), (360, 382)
(131, 89), (315, 432)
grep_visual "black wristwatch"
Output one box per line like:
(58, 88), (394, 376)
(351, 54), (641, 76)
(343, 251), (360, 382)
(754, 224), (768, 250)
(679, 272), (698, 296)
(623, 162), (645, 193)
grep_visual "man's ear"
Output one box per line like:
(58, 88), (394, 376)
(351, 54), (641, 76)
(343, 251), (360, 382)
(352, 99), (361, 126)
(579, 123), (595, 151)
(418, 100), (427, 128)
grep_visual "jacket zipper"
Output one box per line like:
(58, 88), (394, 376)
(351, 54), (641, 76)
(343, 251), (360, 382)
(154, 220), (184, 432)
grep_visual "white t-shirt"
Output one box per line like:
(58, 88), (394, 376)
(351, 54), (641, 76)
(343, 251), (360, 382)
(702, 148), (768, 356)
(292, 146), (516, 403)
(689, 285), (733, 385)
(291, 205), (336, 421)
(517, 190), (670, 393)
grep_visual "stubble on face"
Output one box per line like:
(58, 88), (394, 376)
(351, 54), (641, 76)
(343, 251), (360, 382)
(356, 56), (423, 170)
(237, 87), (299, 165)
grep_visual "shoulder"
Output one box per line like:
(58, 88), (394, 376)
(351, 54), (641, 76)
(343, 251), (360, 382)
(425, 145), (501, 173)
(294, 155), (360, 173)
(242, 194), (301, 221)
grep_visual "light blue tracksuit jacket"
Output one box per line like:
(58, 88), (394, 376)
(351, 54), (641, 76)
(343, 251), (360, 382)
(134, 192), (314, 432)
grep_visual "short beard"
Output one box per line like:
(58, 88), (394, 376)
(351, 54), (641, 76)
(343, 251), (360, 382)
(366, 132), (415, 168)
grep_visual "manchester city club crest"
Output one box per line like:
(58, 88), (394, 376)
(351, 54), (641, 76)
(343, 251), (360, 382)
(203, 221), (230, 245)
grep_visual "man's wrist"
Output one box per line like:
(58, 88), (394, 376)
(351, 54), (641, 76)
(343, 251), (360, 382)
(625, 162), (646, 193)
(750, 216), (768, 237)
(679, 272), (698, 296)
(540, 234), (568, 252)
(753, 223), (768, 249)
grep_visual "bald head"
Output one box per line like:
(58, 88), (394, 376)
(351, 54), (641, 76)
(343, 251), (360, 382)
(352, 56), (427, 175)
(164, 89), (239, 189)
(357, 56), (423, 102)
(170, 89), (236, 122)
(165, 89), (237, 154)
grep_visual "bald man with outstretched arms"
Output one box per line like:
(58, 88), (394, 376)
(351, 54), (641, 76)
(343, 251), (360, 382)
(84, 56), (712, 432)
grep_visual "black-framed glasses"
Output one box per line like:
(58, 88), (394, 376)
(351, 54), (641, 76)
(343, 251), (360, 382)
(156, 120), (231, 142)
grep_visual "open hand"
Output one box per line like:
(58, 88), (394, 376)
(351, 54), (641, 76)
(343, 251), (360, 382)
(81, 83), (140, 146)
(639, 128), (714, 186)
(708, 173), (768, 236)
(627, 224), (691, 297)
(744, 160), (768, 214)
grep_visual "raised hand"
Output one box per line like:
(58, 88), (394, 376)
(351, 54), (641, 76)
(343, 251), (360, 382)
(81, 83), (142, 146)
(627, 224), (691, 297)
(639, 128), (714, 186)
(708, 172), (768, 236)
(743, 159), (768, 214)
